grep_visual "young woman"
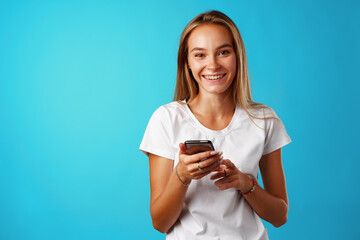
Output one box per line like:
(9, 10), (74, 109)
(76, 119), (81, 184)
(140, 10), (291, 240)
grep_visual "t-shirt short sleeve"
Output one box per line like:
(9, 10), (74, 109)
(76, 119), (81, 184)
(139, 106), (175, 160)
(263, 108), (292, 155)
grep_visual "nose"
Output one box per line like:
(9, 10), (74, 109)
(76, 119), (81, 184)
(207, 55), (221, 71)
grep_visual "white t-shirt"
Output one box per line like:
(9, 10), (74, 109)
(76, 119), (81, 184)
(140, 101), (291, 240)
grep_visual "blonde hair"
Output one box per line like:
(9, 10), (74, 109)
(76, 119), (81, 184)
(173, 10), (275, 121)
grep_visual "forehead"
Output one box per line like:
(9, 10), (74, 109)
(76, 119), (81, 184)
(187, 24), (233, 49)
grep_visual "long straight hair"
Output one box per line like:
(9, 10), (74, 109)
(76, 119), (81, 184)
(173, 10), (275, 121)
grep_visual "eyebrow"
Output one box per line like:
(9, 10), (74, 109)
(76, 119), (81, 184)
(190, 44), (233, 52)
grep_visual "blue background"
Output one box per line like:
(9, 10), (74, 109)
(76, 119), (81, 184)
(1, 0), (359, 239)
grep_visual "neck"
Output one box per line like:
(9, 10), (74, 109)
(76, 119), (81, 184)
(188, 90), (236, 119)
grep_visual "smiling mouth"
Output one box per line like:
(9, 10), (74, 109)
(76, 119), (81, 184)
(202, 74), (226, 80)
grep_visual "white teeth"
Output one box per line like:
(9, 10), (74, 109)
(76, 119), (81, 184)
(204, 74), (225, 80)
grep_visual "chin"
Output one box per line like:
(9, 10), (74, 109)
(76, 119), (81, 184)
(203, 87), (230, 95)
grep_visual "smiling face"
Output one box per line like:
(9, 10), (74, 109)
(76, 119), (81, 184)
(187, 24), (237, 97)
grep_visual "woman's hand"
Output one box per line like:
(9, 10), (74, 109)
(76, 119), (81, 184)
(210, 159), (253, 192)
(177, 143), (223, 185)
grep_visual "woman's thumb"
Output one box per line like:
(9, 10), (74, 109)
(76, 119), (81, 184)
(179, 142), (187, 154)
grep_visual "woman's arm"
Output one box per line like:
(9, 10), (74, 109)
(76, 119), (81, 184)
(210, 148), (288, 227)
(149, 153), (187, 233)
(149, 143), (222, 233)
(246, 148), (288, 227)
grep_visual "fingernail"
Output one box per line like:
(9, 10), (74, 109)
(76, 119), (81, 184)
(218, 151), (223, 156)
(210, 151), (217, 155)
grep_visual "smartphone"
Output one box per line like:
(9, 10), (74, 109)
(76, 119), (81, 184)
(184, 140), (215, 155)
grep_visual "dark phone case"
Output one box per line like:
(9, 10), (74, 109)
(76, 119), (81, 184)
(184, 140), (215, 155)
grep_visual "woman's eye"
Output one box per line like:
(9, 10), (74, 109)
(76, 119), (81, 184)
(219, 50), (230, 55)
(195, 53), (204, 57)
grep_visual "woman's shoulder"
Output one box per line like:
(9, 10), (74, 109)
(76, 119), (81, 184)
(162, 100), (187, 110)
(150, 101), (188, 121)
(245, 102), (278, 119)
(154, 101), (186, 114)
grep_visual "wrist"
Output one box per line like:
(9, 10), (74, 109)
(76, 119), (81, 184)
(240, 178), (256, 195)
(176, 164), (191, 186)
